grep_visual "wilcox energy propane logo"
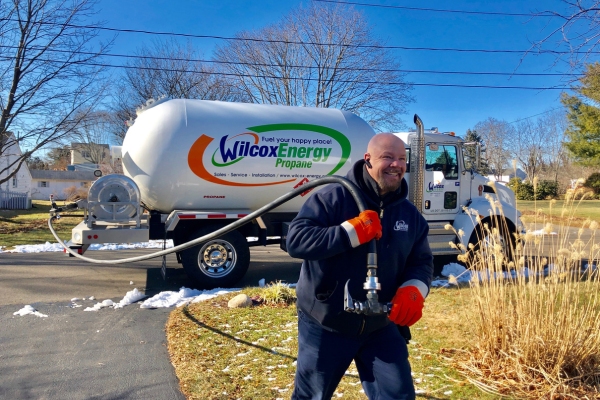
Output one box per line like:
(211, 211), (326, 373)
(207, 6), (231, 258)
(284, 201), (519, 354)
(188, 123), (351, 187)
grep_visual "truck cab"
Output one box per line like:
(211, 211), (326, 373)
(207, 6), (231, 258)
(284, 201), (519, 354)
(396, 126), (521, 256)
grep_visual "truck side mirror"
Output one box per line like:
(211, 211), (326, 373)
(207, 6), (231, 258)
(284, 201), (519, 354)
(461, 141), (481, 173)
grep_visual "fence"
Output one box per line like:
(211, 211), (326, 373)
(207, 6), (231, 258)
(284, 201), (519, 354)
(0, 189), (29, 210)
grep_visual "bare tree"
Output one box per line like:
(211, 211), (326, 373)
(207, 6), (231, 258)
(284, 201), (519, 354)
(126, 39), (238, 101)
(45, 145), (71, 170)
(214, 25), (310, 107)
(539, 109), (591, 192)
(110, 38), (243, 143)
(214, 3), (413, 131)
(0, 0), (109, 186)
(107, 89), (137, 145)
(537, 109), (569, 183)
(531, 1), (600, 69)
(71, 110), (122, 174)
(512, 119), (547, 182)
(26, 155), (49, 170)
(474, 118), (513, 181)
(72, 111), (112, 164)
(507, 110), (569, 184)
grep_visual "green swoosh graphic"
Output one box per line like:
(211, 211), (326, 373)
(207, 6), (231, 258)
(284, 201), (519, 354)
(247, 123), (351, 175)
(211, 148), (243, 167)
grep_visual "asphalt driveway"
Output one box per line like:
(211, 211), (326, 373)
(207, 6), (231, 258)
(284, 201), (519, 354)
(0, 246), (302, 400)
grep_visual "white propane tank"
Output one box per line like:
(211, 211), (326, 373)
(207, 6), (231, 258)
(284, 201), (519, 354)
(122, 99), (375, 213)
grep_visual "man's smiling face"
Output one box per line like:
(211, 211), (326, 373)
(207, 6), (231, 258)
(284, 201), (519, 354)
(365, 133), (407, 196)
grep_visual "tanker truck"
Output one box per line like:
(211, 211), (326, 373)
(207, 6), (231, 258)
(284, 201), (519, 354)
(57, 98), (522, 289)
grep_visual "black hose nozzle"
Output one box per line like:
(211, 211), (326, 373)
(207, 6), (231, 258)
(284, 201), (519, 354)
(49, 201), (79, 216)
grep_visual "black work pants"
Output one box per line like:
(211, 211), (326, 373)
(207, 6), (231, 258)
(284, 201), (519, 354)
(292, 310), (415, 400)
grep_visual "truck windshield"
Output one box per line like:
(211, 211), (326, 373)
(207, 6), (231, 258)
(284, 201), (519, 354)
(425, 145), (458, 180)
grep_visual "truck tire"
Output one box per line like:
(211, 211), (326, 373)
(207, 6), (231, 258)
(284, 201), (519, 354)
(467, 216), (516, 267)
(180, 227), (250, 289)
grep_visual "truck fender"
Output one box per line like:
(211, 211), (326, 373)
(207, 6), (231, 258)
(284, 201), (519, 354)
(454, 197), (521, 247)
(451, 212), (479, 249)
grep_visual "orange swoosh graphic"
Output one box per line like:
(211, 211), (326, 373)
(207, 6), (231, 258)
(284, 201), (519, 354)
(188, 134), (296, 187)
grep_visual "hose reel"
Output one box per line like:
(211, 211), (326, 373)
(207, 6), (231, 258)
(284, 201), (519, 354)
(86, 175), (142, 226)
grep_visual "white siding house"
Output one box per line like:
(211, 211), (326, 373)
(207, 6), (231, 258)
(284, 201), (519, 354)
(0, 132), (32, 208)
(30, 170), (98, 200)
(487, 168), (527, 185)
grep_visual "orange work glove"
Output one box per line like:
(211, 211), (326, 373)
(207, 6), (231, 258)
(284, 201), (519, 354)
(341, 210), (382, 248)
(389, 286), (425, 326)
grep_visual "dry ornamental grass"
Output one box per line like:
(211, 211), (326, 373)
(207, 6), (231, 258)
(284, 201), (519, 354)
(448, 182), (600, 399)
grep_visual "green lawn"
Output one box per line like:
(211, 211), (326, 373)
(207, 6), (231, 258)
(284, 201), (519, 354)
(0, 200), (80, 249)
(2, 199), (598, 249)
(516, 199), (600, 225)
(166, 286), (499, 400)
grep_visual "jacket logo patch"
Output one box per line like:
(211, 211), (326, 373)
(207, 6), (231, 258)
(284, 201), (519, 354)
(394, 220), (408, 232)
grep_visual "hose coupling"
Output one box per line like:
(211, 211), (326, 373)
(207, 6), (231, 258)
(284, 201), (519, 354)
(344, 280), (392, 316)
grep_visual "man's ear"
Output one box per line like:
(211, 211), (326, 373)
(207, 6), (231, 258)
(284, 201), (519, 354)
(365, 158), (372, 169)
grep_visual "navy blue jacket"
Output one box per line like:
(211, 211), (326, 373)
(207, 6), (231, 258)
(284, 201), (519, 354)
(286, 160), (434, 337)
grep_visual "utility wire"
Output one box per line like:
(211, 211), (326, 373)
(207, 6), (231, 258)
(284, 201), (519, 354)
(312, 0), (551, 17)
(6, 57), (569, 90)
(1, 17), (596, 54)
(0, 44), (579, 77)
(508, 107), (564, 124)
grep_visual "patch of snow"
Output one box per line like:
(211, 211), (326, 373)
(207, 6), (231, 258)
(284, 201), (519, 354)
(84, 299), (115, 312)
(113, 288), (146, 309)
(13, 305), (48, 318)
(139, 287), (240, 309)
(0, 239), (174, 253)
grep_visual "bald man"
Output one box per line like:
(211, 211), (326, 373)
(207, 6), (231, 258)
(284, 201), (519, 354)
(287, 133), (433, 400)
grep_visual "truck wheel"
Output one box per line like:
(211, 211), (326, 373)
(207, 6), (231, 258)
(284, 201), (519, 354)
(467, 217), (516, 267)
(180, 228), (250, 289)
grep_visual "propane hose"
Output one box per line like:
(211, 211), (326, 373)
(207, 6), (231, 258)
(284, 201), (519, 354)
(49, 175), (387, 315)
(48, 175), (373, 264)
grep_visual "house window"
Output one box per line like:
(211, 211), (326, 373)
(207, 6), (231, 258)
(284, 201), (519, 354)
(81, 151), (91, 158)
(12, 177), (17, 188)
(39, 181), (49, 188)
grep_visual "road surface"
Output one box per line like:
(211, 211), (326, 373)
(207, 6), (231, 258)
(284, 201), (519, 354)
(0, 245), (302, 400)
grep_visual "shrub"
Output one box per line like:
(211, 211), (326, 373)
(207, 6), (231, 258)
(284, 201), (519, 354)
(506, 177), (520, 192)
(63, 185), (88, 201)
(536, 179), (559, 199)
(508, 177), (534, 200)
(508, 178), (559, 200)
(584, 172), (600, 195)
(259, 281), (296, 305)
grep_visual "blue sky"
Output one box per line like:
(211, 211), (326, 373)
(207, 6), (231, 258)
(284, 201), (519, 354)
(92, 0), (585, 136)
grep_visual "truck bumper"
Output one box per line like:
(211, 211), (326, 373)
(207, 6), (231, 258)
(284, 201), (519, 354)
(71, 221), (150, 246)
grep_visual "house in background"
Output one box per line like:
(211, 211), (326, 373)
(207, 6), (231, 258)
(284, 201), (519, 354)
(487, 168), (527, 185)
(69, 141), (124, 176)
(30, 170), (99, 200)
(0, 132), (32, 209)
(1, 138), (107, 206)
(70, 142), (110, 166)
